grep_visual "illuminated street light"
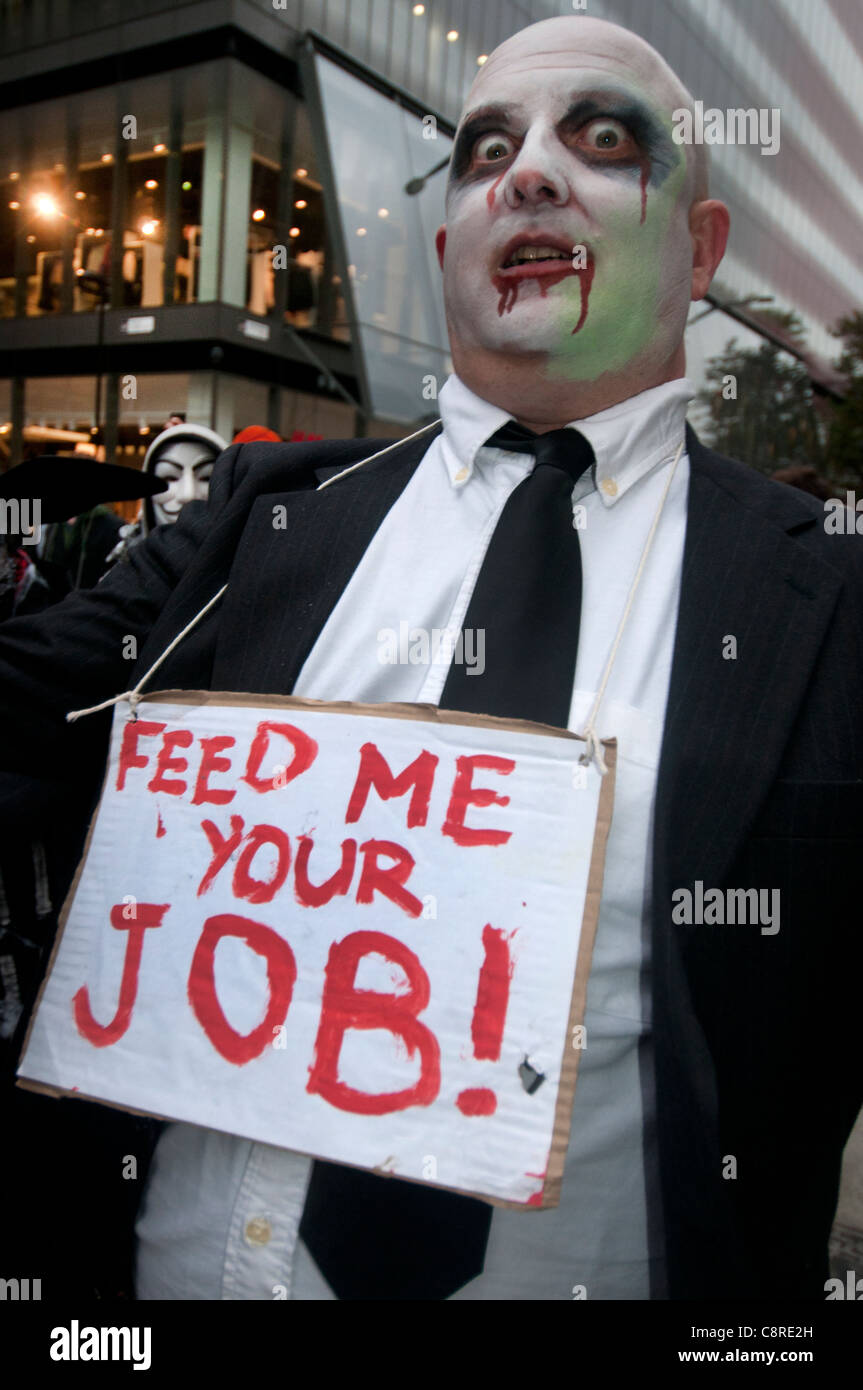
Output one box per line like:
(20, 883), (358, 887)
(32, 192), (59, 217)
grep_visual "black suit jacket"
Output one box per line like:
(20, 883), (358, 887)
(1, 422), (861, 1300)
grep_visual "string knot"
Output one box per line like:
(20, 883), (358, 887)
(578, 726), (608, 776)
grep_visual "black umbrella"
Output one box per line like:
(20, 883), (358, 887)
(0, 455), (165, 523)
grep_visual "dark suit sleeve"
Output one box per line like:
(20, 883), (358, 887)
(0, 443), (243, 789)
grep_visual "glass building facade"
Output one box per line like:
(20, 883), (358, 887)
(0, 28), (370, 468)
(0, 0), (860, 467)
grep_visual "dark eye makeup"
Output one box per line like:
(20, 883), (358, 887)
(450, 90), (680, 189)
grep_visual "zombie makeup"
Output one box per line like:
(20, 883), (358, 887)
(452, 92), (680, 217)
(439, 18), (699, 392)
(151, 442), (217, 525)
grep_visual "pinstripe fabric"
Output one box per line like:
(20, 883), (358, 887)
(651, 425), (863, 1297)
(209, 427), (442, 695)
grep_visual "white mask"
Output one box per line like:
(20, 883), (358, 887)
(151, 441), (217, 525)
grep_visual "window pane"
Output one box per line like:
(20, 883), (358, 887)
(283, 101), (346, 338)
(0, 110), (26, 318)
(279, 383), (356, 440)
(71, 86), (117, 315)
(234, 71), (339, 339)
(314, 51), (452, 422)
(0, 65), (226, 317)
(23, 375), (97, 446)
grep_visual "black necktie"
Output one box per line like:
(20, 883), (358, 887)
(441, 423), (594, 724)
(299, 422), (594, 1300)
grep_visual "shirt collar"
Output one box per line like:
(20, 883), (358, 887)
(437, 372), (695, 505)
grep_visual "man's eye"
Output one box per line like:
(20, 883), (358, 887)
(577, 118), (637, 158)
(473, 132), (516, 165)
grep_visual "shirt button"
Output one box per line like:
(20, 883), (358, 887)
(454, 465), (469, 483)
(600, 478), (618, 498)
(244, 1216), (272, 1247)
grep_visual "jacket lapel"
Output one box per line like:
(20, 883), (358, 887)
(211, 424), (442, 693)
(650, 423), (845, 1295)
(654, 424), (843, 897)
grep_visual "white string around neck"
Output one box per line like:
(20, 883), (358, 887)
(66, 582), (229, 723)
(65, 424), (685, 763)
(66, 422), (442, 724)
(315, 419), (442, 491)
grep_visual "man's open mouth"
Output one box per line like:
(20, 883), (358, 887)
(491, 236), (595, 330)
(494, 236), (587, 280)
(502, 245), (572, 268)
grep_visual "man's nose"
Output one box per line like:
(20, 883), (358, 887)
(502, 130), (570, 209)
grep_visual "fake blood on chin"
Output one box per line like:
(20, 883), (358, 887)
(491, 255), (596, 334)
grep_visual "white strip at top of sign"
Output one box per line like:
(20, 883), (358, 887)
(18, 693), (615, 1209)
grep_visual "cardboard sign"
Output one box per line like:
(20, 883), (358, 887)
(18, 693), (615, 1208)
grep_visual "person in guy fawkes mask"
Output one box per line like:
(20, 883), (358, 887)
(0, 15), (861, 1305)
(106, 423), (227, 567)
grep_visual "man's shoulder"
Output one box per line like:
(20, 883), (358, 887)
(208, 436), (401, 506)
(686, 426), (863, 579)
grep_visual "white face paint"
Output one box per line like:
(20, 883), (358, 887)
(435, 17), (723, 422)
(151, 442), (217, 525)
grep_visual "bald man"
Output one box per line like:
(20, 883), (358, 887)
(0, 17), (860, 1302)
(437, 15), (724, 424)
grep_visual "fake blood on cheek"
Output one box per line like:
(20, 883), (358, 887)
(638, 155), (651, 225)
(486, 173), (505, 210)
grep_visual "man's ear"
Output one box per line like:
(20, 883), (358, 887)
(689, 200), (730, 301)
(435, 225), (446, 270)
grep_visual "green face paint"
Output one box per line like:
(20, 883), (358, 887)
(544, 150), (688, 382)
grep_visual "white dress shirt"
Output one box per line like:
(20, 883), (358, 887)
(135, 372), (694, 1301)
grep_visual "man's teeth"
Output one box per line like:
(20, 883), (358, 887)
(504, 245), (571, 267)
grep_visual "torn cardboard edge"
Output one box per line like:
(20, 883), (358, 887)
(17, 691), (616, 1212)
